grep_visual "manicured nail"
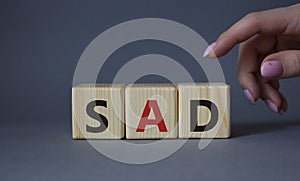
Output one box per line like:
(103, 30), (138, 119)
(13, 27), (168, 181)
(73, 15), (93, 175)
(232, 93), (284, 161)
(265, 99), (278, 113)
(203, 42), (217, 57)
(279, 109), (285, 116)
(243, 89), (255, 104)
(261, 60), (283, 77)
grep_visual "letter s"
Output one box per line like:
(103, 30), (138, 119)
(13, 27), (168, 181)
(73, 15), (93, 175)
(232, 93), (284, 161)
(86, 100), (108, 133)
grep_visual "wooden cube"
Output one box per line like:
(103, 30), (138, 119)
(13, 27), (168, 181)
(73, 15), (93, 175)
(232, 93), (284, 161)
(72, 84), (125, 139)
(178, 83), (230, 138)
(125, 84), (177, 139)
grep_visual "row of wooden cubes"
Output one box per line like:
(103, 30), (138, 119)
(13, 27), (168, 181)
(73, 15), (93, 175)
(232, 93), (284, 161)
(72, 83), (230, 139)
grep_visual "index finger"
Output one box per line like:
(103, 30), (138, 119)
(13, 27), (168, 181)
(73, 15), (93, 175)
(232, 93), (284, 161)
(204, 4), (299, 58)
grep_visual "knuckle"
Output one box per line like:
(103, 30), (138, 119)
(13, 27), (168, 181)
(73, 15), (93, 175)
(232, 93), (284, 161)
(244, 12), (260, 27)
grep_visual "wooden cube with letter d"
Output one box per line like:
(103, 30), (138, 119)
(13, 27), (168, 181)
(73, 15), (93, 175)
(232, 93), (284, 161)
(178, 83), (230, 138)
(125, 84), (177, 139)
(72, 84), (125, 139)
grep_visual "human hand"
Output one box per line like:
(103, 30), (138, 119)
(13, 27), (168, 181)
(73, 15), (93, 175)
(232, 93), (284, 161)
(203, 3), (300, 115)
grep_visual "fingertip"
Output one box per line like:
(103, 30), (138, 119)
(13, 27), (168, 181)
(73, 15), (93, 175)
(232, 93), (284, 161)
(238, 73), (261, 103)
(243, 89), (255, 104)
(261, 83), (283, 114)
(261, 50), (300, 79)
(203, 42), (217, 58)
(279, 93), (288, 116)
(279, 109), (285, 116)
(260, 60), (283, 78)
(264, 99), (279, 113)
(203, 38), (234, 58)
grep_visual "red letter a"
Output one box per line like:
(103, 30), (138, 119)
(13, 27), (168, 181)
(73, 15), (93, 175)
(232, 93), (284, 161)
(136, 100), (168, 132)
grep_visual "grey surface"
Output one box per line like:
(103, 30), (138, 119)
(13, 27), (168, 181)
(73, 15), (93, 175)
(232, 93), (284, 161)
(1, 0), (300, 180)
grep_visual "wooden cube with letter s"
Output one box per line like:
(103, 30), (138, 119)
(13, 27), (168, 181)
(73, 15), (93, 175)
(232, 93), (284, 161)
(125, 84), (177, 139)
(178, 83), (230, 138)
(72, 84), (125, 139)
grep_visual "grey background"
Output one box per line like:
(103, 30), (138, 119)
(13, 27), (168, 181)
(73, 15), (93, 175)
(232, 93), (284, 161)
(1, 0), (300, 180)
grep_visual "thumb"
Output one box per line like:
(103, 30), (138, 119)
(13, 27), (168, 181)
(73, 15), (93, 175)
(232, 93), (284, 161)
(261, 50), (300, 79)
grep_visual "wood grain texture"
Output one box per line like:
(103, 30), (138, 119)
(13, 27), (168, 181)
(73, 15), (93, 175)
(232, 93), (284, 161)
(178, 83), (230, 138)
(72, 84), (125, 139)
(125, 84), (177, 139)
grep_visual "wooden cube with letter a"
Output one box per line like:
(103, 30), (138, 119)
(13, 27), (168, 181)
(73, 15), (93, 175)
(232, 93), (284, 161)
(178, 83), (230, 138)
(72, 84), (124, 139)
(125, 84), (177, 139)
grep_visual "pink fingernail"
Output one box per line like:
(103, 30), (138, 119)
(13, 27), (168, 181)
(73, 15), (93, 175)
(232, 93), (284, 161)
(261, 60), (283, 78)
(265, 99), (278, 113)
(279, 109), (285, 116)
(203, 42), (217, 57)
(243, 89), (255, 104)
